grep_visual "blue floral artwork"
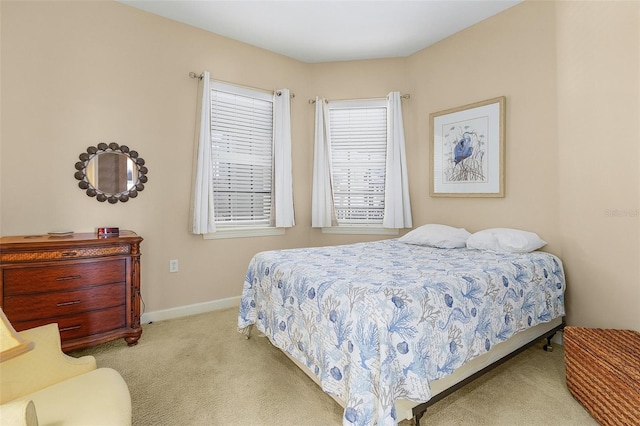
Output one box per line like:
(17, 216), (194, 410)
(443, 117), (488, 183)
(238, 239), (565, 426)
(431, 97), (504, 197)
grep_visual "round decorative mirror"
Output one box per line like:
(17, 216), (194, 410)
(74, 142), (148, 203)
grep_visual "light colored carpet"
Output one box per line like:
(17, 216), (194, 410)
(70, 308), (597, 425)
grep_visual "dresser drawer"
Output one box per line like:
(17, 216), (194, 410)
(3, 259), (125, 295)
(10, 306), (126, 341)
(3, 283), (126, 322)
(0, 245), (131, 263)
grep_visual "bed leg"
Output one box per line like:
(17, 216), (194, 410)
(413, 408), (426, 426)
(239, 325), (253, 339)
(543, 334), (554, 352)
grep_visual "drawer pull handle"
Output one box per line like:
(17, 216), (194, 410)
(61, 252), (78, 257)
(59, 325), (81, 332)
(56, 275), (81, 281)
(57, 300), (81, 307)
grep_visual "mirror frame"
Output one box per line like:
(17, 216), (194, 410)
(74, 142), (148, 204)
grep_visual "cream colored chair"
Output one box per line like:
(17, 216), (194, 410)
(0, 310), (132, 426)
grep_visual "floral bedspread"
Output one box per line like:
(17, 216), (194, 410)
(237, 239), (565, 426)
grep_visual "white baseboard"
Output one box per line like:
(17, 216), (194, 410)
(140, 296), (241, 324)
(552, 330), (564, 346)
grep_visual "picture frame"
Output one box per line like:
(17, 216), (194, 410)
(430, 96), (505, 197)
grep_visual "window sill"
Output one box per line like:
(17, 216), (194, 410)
(203, 227), (285, 240)
(321, 226), (399, 236)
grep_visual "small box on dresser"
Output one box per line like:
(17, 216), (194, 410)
(0, 231), (143, 351)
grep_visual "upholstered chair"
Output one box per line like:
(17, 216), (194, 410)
(0, 309), (132, 425)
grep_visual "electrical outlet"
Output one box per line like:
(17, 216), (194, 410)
(169, 259), (179, 273)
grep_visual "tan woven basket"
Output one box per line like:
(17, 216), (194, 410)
(564, 326), (640, 425)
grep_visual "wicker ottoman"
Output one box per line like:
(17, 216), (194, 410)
(564, 326), (640, 425)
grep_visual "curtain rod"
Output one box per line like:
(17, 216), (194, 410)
(308, 93), (410, 104)
(189, 72), (295, 98)
(276, 90), (294, 98)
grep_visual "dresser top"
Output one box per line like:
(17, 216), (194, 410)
(0, 230), (141, 248)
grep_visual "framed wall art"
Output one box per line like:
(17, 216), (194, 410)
(430, 96), (505, 197)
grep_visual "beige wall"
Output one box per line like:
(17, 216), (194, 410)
(0, 0), (314, 312)
(407, 1), (560, 249)
(1, 1), (638, 329)
(556, 0), (640, 329)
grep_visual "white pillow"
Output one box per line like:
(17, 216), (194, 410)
(398, 224), (471, 249)
(466, 228), (547, 253)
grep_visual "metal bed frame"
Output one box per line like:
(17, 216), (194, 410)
(410, 321), (565, 425)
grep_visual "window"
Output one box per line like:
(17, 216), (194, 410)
(192, 74), (292, 238)
(328, 99), (388, 227)
(210, 82), (274, 229)
(312, 92), (411, 234)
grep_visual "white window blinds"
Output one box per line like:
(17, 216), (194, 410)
(211, 83), (274, 227)
(328, 100), (387, 225)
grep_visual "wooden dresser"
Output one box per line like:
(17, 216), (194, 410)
(0, 231), (143, 351)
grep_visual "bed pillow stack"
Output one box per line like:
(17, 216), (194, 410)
(398, 224), (471, 248)
(466, 228), (547, 253)
(399, 224), (547, 253)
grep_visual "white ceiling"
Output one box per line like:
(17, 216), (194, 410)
(118, 0), (523, 63)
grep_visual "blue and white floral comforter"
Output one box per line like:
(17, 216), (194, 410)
(237, 239), (565, 426)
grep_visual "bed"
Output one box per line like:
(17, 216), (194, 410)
(237, 238), (565, 425)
